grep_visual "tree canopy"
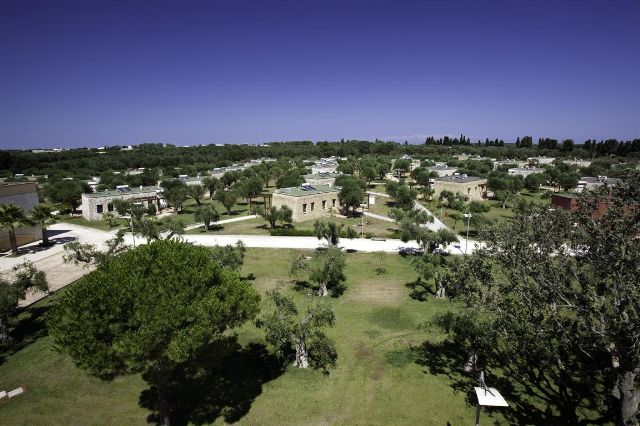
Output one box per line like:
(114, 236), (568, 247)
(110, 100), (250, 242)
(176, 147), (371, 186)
(257, 288), (337, 372)
(50, 239), (261, 426)
(0, 262), (48, 344)
(438, 172), (640, 424)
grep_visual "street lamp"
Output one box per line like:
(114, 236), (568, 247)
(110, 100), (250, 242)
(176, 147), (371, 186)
(123, 215), (136, 247)
(473, 371), (508, 426)
(463, 213), (472, 254)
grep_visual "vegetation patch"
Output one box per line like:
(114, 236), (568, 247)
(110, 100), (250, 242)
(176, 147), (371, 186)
(384, 347), (416, 368)
(368, 306), (414, 330)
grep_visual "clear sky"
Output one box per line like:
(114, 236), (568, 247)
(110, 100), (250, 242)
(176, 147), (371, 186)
(1, 0), (638, 149)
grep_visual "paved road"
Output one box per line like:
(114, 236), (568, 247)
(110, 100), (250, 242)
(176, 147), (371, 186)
(184, 214), (258, 231)
(412, 201), (481, 254)
(366, 191), (391, 198)
(1, 214), (481, 306)
(363, 211), (396, 222)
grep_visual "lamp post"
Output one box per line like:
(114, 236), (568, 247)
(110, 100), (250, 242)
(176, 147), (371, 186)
(360, 203), (367, 237)
(463, 213), (472, 254)
(124, 215), (136, 247)
(473, 371), (508, 426)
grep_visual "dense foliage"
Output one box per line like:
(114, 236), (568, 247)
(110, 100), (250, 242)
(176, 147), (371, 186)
(50, 240), (261, 425)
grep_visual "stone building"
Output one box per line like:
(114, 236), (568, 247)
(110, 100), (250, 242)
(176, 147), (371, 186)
(508, 167), (545, 177)
(527, 156), (555, 165)
(0, 182), (41, 251)
(430, 175), (487, 201)
(576, 176), (618, 193)
(304, 173), (340, 188)
(81, 185), (164, 221)
(426, 165), (458, 177)
(271, 184), (340, 222)
(311, 159), (339, 175)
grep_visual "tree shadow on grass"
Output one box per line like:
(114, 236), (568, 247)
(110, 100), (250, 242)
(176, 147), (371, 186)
(140, 342), (285, 426)
(412, 340), (613, 425)
(0, 302), (55, 365)
(405, 278), (433, 301)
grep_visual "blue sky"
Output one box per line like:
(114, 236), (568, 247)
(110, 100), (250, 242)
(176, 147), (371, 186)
(1, 0), (638, 148)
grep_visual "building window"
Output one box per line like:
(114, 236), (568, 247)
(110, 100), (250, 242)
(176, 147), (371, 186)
(96, 204), (103, 213)
(310, 202), (315, 211)
(322, 200), (326, 209)
(332, 199), (336, 207)
(107, 203), (114, 212)
(303, 203), (307, 213)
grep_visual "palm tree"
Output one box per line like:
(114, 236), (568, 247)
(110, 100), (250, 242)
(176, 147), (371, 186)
(0, 204), (28, 254)
(103, 211), (116, 228)
(30, 205), (56, 245)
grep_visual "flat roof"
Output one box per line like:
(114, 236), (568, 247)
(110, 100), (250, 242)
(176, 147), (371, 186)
(509, 168), (545, 172)
(304, 173), (340, 179)
(0, 181), (36, 188)
(274, 184), (339, 197)
(433, 175), (486, 184)
(580, 176), (618, 184)
(83, 186), (162, 198)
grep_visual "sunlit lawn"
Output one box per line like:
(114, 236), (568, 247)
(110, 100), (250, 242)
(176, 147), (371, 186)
(0, 249), (507, 425)
(57, 214), (127, 231)
(421, 190), (550, 237)
(187, 214), (398, 238)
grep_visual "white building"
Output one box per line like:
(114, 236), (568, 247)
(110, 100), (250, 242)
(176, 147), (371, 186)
(576, 176), (618, 193)
(527, 156), (555, 165)
(427, 165), (458, 177)
(508, 167), (545, 177)
(81, 185), (164, 221)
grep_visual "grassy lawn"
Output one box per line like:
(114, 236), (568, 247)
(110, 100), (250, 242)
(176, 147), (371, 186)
(187, 215), (399, 239)
(365, 197), (396, 217)
(0, 249), (507, 425)
(368, 183), (387, 194)
(57, 214), (127, 231)
(60, 198), (261, 231)
(422, 190), (550, 238)
(173, 197), (259, 226)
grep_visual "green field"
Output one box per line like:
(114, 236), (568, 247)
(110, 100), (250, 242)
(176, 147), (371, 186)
(0, 248), (512, 425)
(188, 214), (398, 239)
(422, 190), (549, 237)
(59, 197), (258, 231)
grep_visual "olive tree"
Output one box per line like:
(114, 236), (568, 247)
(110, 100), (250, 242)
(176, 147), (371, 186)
(291, 246), (347, 296)
(257, 289), (337, 372)
(0, 262), (48, 344)
(194, 204), (220, 230)
(439, 173), (640, 424)
(257, 206), (293, 229)
(313, 220), (357, 246)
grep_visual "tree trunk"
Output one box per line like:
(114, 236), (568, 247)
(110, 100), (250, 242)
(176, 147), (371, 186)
(435, 281), (446, 299)
(9, 230), (18, 254)
(0, 317), (13, 344)
(42, 227), (49, 245)
(294, 338), (309, 368)
(317, 282), (328, 297)
(157, 384), (171, 426)
(464, 350), (478, 373)
(614, 370), (640, 426)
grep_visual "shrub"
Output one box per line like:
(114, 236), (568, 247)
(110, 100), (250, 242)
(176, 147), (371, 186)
(269, 228), (316, 237)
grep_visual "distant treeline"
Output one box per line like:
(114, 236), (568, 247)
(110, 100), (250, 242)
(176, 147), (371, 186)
(0, 137), (639, 180)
